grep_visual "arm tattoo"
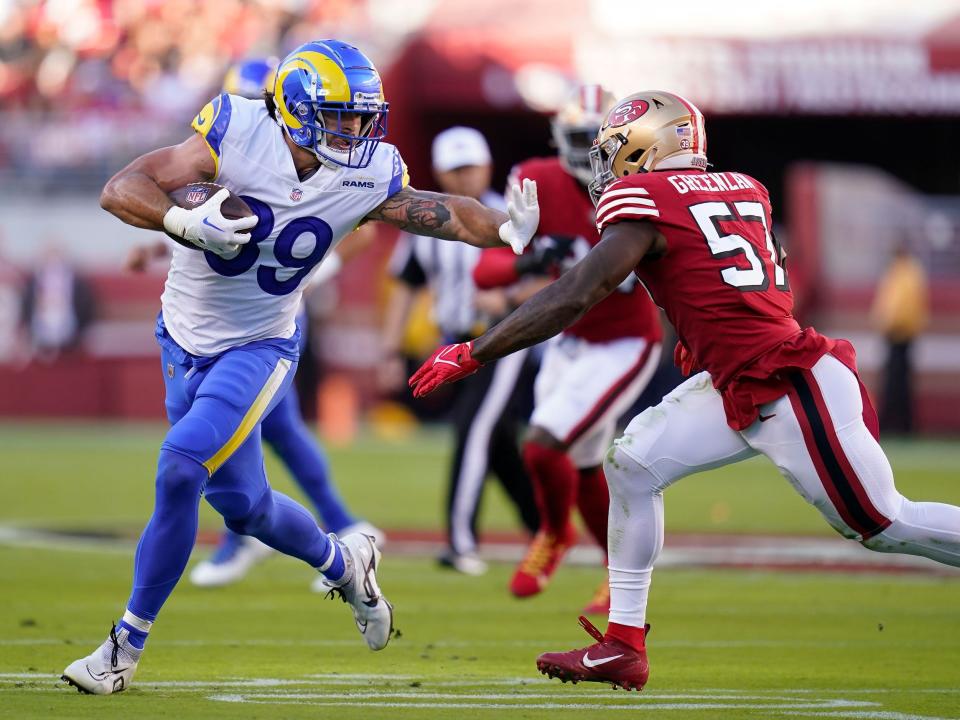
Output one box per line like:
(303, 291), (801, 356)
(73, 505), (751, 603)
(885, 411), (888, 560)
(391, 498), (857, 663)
(367, 187), (453, 235)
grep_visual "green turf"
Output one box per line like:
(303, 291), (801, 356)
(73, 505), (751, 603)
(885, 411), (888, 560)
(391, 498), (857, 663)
(0, 422), (959, 718)
(2, 422), (959, 536)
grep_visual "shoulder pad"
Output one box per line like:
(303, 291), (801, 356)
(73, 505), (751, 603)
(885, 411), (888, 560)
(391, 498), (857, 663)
(191, 93), (233, 176)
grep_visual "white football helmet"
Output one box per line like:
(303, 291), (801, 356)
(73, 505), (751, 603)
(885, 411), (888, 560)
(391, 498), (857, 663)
(551, 84), (616, 186)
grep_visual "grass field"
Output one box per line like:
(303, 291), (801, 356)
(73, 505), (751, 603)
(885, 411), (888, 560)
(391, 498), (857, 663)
(1, 422), (959, 719)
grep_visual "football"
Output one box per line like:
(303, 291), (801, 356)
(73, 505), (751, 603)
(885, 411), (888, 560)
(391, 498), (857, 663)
(165, 182), (253, 249)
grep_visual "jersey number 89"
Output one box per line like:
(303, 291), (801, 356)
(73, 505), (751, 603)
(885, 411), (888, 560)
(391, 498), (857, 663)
(204, 195), (333, 296)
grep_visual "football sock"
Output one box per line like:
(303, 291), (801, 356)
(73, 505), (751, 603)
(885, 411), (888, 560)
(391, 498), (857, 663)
(118, 611), (152, 650)
(605, 621), (648, 652)
(603, 445), (663, 629)
(576, 466), (610, 549)
(127, 448), (207, 621)
(522, 441), (579, 540)
(261, 397), (356, 532)
(315, 535), (347, 582)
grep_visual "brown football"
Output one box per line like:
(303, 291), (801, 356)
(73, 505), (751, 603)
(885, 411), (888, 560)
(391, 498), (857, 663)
(165, 182), (254, 249)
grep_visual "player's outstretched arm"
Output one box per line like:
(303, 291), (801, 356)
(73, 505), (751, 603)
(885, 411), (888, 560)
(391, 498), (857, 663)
(100, 134), (216, 230)
(409, 221), (661, 397)
(366, 179), (538, 253)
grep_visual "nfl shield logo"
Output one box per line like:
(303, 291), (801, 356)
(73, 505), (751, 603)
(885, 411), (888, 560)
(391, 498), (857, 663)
(186, 187), (208, 205)
(290, 188), (303, 202)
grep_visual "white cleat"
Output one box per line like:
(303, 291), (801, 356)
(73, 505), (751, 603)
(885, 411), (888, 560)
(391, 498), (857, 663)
(320, 533), (394, 651)
(311, 522), (388, 593)
(62, 625), (141, 695)
(189, 534), (274, 588)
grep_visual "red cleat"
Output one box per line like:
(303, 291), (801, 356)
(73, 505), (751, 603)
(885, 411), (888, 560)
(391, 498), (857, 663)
(509, 529), (576, 598)
(581, 578), (610, 615)
(536, 616), (650, 691)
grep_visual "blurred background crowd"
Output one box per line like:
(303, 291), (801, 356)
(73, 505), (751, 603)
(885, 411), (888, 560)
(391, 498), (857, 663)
(1, 0), (959, 441)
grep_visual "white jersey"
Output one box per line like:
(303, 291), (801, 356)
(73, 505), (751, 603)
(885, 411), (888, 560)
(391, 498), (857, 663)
(161, 94), (408, 356)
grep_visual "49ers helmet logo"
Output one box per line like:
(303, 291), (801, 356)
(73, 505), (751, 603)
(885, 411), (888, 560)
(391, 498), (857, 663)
(607, 99), (649, 127)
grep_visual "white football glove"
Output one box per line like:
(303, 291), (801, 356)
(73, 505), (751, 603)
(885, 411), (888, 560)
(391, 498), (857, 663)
(162, 188), (258, 258)
(498, 178), (539, 255)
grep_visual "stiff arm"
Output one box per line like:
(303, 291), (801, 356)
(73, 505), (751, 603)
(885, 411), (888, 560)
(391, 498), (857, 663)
(366, 181), (537, 251)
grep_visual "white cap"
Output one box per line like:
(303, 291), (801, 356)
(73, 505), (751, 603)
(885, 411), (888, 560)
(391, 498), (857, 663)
(431, 126), (492, 172)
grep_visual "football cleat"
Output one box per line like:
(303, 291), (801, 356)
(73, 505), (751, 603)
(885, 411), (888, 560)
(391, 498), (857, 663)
(313, 522), (387, 591)
(581, 578), (611, 615)
(536, 616), (650, 691)
(509, 528), (576, 598)
(320, 533), (394, 651)
(62, 624), (141, 695)
(189, 532), (274, 588)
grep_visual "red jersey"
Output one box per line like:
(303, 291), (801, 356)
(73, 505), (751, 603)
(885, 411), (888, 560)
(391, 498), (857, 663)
(475, 157), (661, 344)
(596, 169), (857, 430)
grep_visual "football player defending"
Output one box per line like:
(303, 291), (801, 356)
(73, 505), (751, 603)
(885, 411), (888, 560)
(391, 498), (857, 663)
(410, 91), (960, 691)
(472, 85), (662, 612)
(62, 40), (538, 695)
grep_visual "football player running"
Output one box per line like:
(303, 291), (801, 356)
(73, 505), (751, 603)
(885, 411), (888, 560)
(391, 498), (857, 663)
(471, 85), (662, 612)
(62, 40), (538, 695)
(410, 91), (960, 691)
(196, 58), (384, 588)
(128, 57), (385, 589)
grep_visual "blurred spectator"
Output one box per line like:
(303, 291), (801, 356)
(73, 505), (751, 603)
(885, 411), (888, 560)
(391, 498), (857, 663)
(20, 242), (95, 361)
(380, 127), (539, 575)
(870, 242), (929, 434)
(0, 0), (371, 179)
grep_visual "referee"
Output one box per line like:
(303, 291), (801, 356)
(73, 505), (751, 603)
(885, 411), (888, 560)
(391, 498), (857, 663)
(380, 127), (539, 575)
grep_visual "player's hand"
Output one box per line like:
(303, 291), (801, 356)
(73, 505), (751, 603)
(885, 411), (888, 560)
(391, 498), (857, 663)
(408, 341), (483, 398)
(499, 178), (539, 255)
(163, 188), (258, 258)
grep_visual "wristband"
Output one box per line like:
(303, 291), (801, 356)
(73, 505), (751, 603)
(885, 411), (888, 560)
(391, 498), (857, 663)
(162, 205), (191, 238)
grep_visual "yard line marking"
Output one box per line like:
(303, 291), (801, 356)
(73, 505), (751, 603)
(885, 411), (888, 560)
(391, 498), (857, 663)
(203, 691), (873, 701)
(205, 697), (884, 712)
(1, 674), (959, 696)
(781, 712), (954, 720)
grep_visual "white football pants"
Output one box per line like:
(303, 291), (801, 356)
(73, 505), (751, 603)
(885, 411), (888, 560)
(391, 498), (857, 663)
(604, 353), (960, 628)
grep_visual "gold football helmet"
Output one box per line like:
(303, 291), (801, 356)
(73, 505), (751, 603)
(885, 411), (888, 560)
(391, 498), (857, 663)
(587, 91), (707, 204)
(551, 84), (617, 186)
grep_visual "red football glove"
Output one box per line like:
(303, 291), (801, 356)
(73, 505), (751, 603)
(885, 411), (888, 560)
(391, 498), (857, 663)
(408, 341), (483, 398)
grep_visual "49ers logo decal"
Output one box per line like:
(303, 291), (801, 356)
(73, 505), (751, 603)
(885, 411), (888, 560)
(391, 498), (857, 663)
(607, 99), (649, 127)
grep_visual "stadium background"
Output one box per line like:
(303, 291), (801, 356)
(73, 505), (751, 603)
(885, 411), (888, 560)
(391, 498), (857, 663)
(1, 0), (960, 430)
(0, 2), (958, 718)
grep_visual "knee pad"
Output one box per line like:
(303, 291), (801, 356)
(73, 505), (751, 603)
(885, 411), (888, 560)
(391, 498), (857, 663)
(156, 448), (207, 500)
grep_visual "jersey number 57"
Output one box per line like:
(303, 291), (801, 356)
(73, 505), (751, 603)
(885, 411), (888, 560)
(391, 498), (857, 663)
(691, 200), (788, 293)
